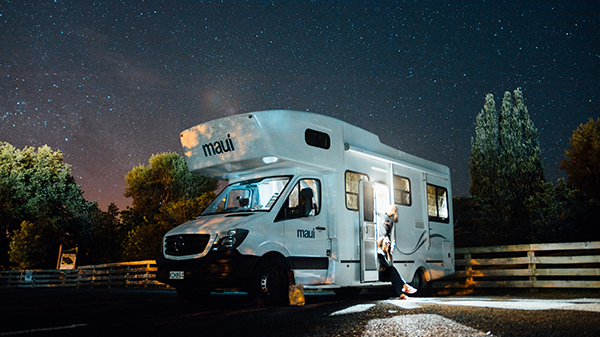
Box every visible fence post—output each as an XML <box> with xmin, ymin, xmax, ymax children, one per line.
<box><xmin>528</xmin><ymin>249</ymin><xmax>537</xmax><ymax>290</ymax></box>
<box><xmin>465</xmin><ymin>253</ymin><xmax>473</xmax><ymax>285</ymax></box>
<box><xmin>145</xmin><ymin>262</ymin><xmax>150</xmax><ymax>288</ymax></box>
<box><xmin>77</xmin><ymin>268</ymin><xmax>81</xmax><ymax>288</ymax></box>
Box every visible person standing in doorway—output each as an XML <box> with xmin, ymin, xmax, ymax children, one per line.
<box><xmin>380</xmin><ymin>205</ymin><xmax>398</xmax><ymax>263</ymax></box>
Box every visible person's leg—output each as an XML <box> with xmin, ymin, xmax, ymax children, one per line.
<box><xmin>379</xmin><ymin>267</ymin><xmax>391</xmax><ymax>282</ymax></box>
<box><xmin>388</xmin><ymin>266</ymin><xmax>405</xmax><ymax>296</ymax></box>
<box><xmin>389</xmin><ymin>266</ymin><xmax>417</xmax><ymax>296</ymax></box>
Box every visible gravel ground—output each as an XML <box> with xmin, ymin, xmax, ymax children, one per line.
<box><xmin>1</xmin><ymin>288</ymin><xmax>599</xmax><ymax>337</ymax></box>
<box><xmin>364</xmin><ymin>314</ymin><xmax>492</xmax><ymax>336</ymax></box>
<box><xmin>333</xmin><ymin>296</ymin><xmax>600</xmax><ymax>337</ymax></box>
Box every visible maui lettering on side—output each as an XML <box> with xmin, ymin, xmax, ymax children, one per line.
<box><xmin>202</xmin><ymin>134</ymin><xmax>235</xmax><ymax>157</ymax></box>
<box><xmin>297</xmin><ymin>228</ymin><xmax>315</xmax><ymax>239</ymax></box>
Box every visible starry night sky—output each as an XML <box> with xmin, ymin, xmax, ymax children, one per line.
<box><xmin>2</xmin><ymin>1</ymin><xmax>598</xmax><ymax>211</ymax></box>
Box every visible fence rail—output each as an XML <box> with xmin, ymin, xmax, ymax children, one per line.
<box><xmin>432</xmin><ymin>241</ymin><xmax>600</xmax><ymax>289</ymax></box>
<box><xmin>0</xmin><ymin>260</ymin><xmax>167</xmax><ymax>288</ymax></box>
<box><xmin>3</xmin><ymin>241</ymin><xmax>600</xmax><ymax>289</ymax></box>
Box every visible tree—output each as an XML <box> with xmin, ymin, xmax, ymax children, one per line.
<box><xmin>452</xmin><ymin>196</ymin><xmax>498</xmax><ymax>247</ymax></box>
<box><xmin>525</xmin><ymin>179</ymin><xmax>599</xmax><ymax>243</ymax></box>
<box><xmin>78</xmin><ymin>203</ymin><xmax>126</xmax><ymax>265</ymax></box>
<box><xmin>8</xmin><ymin>221</ymin><xmax>62</xmax><ymax>270</ymax></box>
<box><xmin>468</xmin><ymin>89</ymin><xmax>544</xmax><ymax>244</ymax></box>
<box><xmin>560</xmin><ymin>118</ymin><xmax>600</xmax><ymax>201</ymax></box>
<box><xmin>121</xmin><ymin>153</ymin><xmax>218</xmax><ymax>260</ymax></box>
<box><xmin>496</xmin><ymin>89</ymin><xmax>545</xmax><ymax>232</ymax></box>
<box><xmin>469</xmin><ymin>93</ymin><xmax>499</xmax><ymax>202</ymax></box>
<box><xmin>0</xmin><ymin>142</ymin><xmax>94</xmax><ymax>269</ymax></box>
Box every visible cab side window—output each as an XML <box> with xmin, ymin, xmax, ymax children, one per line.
<box><xmin>276</xmin><ymin>179</ymin><xmax>321</xmax><ymax>221</ymax></box>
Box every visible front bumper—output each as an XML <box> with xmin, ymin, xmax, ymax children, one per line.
<box><xmin>156</xmin><ymin>250</ymin><xmax>258</xmax><ymax>291</ymax></box>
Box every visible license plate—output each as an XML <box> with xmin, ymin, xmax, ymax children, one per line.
<box><xmin>169</xmin><ymin>271</ymin><xmax>184</xmax><ymax>280</ymax></box>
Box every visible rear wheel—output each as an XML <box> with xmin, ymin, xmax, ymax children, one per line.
<box><xmin>176</xmin><ymin>287</ymin><xmax>211</xmax><ymax>302</ymax></box>
<box><xmin>248</xmin><ymin>257</ymin><xmax>289</xmax><ymax>306</ymax></box>
<box><xmin>410</xmin><ymin>269</ymin><xmax>429</xmax><ymax>296</ymax></box>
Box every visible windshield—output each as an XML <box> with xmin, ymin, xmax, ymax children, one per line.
<box><xmin>202</xmin><ymin>176</ymin><xmax>291</xmax><ymax>215</ymax></box>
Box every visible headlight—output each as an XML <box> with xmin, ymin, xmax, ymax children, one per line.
<box><xmin>212</xmin><ymin>229</ymin><xmax>249</xmax><ymax>251</ymax></box>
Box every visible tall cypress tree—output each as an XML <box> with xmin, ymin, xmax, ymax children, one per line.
<box><xmin>469</xmin><ymin>93</ymin><xmax>499</xmax><ymax>201</ymax></box>
<box><xmin>497</xmin><ymin>90</ymin><xmax>522</xmax><ymax>227</ymax></box>
<box><xmin>469</xmin><ymin>88</ymin><xmax>544</xmax><ymax>244</ymax></box>
<box><xmin>514</xmin><ymin>89</ymin><xmax>544</xmax><ymax>188</ymax></box>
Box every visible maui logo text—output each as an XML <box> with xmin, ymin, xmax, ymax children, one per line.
<box><xmin>297</xmin><ymin>228</ymin><xmax>315</xmax><ymax>239</ymax></box>
<box><xmin>202</xmin><ymin>134</ymin><xmax>235</xmax><ymax>157</ymax></box>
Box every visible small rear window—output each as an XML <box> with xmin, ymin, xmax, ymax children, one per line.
<box><xmin>305</xmin><ymin>129</ymin><xmax>331</xmax><ymax>149</ymax></box>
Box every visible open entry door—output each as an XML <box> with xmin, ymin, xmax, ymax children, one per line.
<box><xmin>359</xmin><ymin>180</ymin><xmax>379</xmax><ymax>282</ymax></box>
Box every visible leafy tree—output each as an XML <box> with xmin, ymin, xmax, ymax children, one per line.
<box><xmin>78</xmin><ymin>203</ymin><xmax>126</xmax><ymax>265</ymax></box>
<box><xmin>468</xmin><ymin>89</ymin><xmax>544</xmax><ymax>244</ymax></box>
<box><xmin>0</xmin><ymin>142</ymin><xmax>93</xmax><ymax>269</ymax></box>
<box><xmin>8</xmin><ymin>221</ymin><xmax>62</xmax><ymax>270</ymax></box>
<box><xmin>121</xmin><ymin>153</ymin><xmax>218</xmax><ymax>260</ymax></box>
<box><xmin>452</xmin><ymin>196</ymin><xmax>498</xmax><ymax>247</ymax></box>
<box><xmin>525</xmin><ymin>179</ymin><xmax>599</xmax><ymax>243</ymax></box>
<box><xmin>560</xmin><ymin>118</ymin><xmax>600</xmax><ymax>201</ymax></box>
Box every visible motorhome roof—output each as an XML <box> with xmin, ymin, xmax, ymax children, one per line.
<box><xmin>180</xmin><ymin>110</ymin><xmax>448</xmax><ymax>179</ymax></box>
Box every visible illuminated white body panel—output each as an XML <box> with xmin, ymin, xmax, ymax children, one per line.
<box><xmin>165</xmin><ymin>110</ymin><xmax>454</xmax><ymax>291</ymax></box>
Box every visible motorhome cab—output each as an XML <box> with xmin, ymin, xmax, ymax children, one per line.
<box><xmin>156</xmin><ymin>110</ymin><xmax>454</xmax><ymax>305</ymax></box>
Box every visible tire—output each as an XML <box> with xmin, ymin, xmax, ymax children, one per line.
<box><xmin>248</xmin><ymin>257</ymin><xmax>290</xmax><ymax>306</ymax></box>
<box><xmin>333</xmin><ymin>287</ymin><xmax>361</xmax><ymax>298</ymax></box>
<box><xmin>176</xmin><ymin>287</ymin><xmax>211</xmax><ymax>302</ymax></box>
<box><xmin>410</xmin><ymin>269</ymin><xmax>429</xmax><ymax>296</ymax></box>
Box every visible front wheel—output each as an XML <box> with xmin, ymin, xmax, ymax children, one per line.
<box><xmin>248</xmin><ymin>257</ymin><xmax>289</xmax><ymax>306</ymax></box>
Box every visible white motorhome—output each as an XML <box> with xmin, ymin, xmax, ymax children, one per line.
<box><xmin>156</xmin><ymin>110</ymin><xmax>454</xmax><ymax>305</ymax></box>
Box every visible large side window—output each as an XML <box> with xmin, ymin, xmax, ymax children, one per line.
<box><xmin>345</xmin><ymin>171</ymin><xmax>369</xmax><ymax>211</ymax></box>
<box><xmin>276</xmin><ymin>179</ymin><xmax>321</xmax><ymax>221</ymax></box>
<box><xmin>393</xmin><ymin>175</ymin><xmax>411</xmax><ymax>206</ymax></box>
<box><xmin>427</xmin><ymin>184</ymin><xmax>449</xmax><ymax>223</ymax></box>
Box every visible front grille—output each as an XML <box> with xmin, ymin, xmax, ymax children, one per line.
<box><xmin>165</xmin><ymin>234</ymin><xmax>210</xmax><ymax>256</ymax></box>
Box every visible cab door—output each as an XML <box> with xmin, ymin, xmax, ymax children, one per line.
<box><xmin>359</xmin><ymin>180</ymin><xmax>379</xmax><ymax>282</ymax></box>
<box><xmin>279</xmin><ymin>178</ymin><xmax>329</xmax><ymax>284</ymax></box>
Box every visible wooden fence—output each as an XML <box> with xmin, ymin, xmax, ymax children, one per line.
<box><xmin>432</xmin><ymin>241</ymin><xmax>600</xmax><ymax>289</ymax></box>
<box><xmin>3</xmin><ymin>241</ymin><xmax>600</xmax><ymax>289</ymax></box>
<box><xmin>0</xmin><ymin>260</ymin><xmax>166</xmax><ymax>288</ymax></box>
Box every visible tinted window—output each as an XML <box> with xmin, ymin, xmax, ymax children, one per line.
<box><xmin>305</xmin><ymin>129</ymin><xmax>331</xmax><ymax>149</ymax></box>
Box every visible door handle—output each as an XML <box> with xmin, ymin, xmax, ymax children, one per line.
<box><xmin>316</xmin><ymin>226</ymin><xmax>326</xmax><ymax>231</ymax></box>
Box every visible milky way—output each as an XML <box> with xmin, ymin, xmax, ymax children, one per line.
<box><xmin>1</xmin><ymin>1</ymin><xmax>598</xmax><ymax>210</ymax></box>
